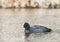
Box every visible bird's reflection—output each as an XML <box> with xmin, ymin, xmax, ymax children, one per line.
<box><xmin>25</xmin><ymin>32</ymin><xmax>50</xmax><ymax>38</ymax></box>
<box><xmin>25</xmin><ymin>32</ymin><xmax>30</xmax><ymax>38</ymax></box>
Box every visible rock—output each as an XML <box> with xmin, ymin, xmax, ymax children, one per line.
<box><xmin>2</xmin><ymin>0</ymin><xmax>15</xmax><ymax>8</ymax></box>
<box><xmin>39</xmin><ymin>0</ymin><xmax>51</xmax><ymax>8</ymax></box>
<box><xmin>32</xmin><ymin>1</ymin><xmax>40</xmax><ymax>8</ymax></box>
<box><xmin>14</xmin><ymin>0</ymin><xmax>21</xmax><ymax>8</ymax></box>
<box><xmin>0</xmin><ymin>0</ymin><xmax>2</xmax><ymax>8</ymax></box>
<box><xmin>25</xmin><ymin>0</ymin><xmax>32</xmax><ymax>8</ymax></box>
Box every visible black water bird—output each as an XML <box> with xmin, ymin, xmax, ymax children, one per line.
<box><xmin>24</xmin><ymin>22</ymin><xmax>52</xmax><ymax>37</ymax></box>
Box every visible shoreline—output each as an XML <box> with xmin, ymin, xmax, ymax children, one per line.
<box><xmin>0</xmin><ymin>6</ymin><xmax>60</xmax><ymax>9</ymax></box>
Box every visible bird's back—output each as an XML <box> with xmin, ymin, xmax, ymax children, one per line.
<box><xmin>29</xmin><ymin>25</ymin><xmax>49</xmax><ymax>33</ymax></box>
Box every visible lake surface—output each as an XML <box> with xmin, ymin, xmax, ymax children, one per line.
<box><xmin>0</xmin><ymin>9</ymin><xmax>60</xmax><ymax>42</ymax></box>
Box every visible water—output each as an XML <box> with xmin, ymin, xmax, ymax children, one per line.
<box><xmin>0</xmin><ymin>9</ymin><xmax>60</xmax><ymax>42</ymax></box>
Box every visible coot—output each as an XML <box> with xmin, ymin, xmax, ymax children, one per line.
<box><xmin>24</xmin><ymin>22</ymin><xmax>52</xmax><ymax>33</ymax></box>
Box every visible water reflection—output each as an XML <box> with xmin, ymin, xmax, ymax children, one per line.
<box><xmin>25</xmin><ymin>32</ymin><xmax>30</xmax><ymax>38</ymax></box>
<box><xmin>0</xmin><ymin>9</ymin><xmax>60</xmax><ymax>42</ymax></box>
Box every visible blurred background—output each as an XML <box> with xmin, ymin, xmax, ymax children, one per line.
<box><xmin>0</xmin><ymin>0</ymin><xmax>60</xmax><ymax>42</ymax></box>
<box><xmin>0</xmin><ymin>0</ymin><xmax>60</xmax><ymax>8</ymax></box>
